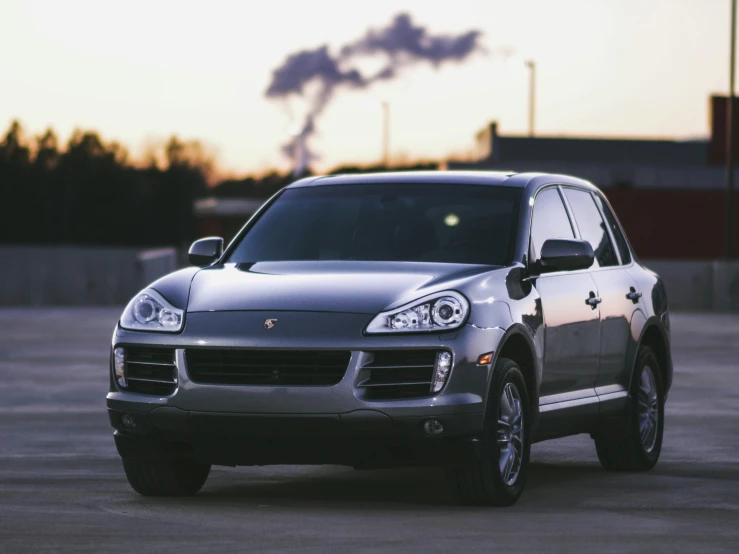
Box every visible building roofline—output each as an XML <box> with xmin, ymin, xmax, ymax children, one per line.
<box><xmin>497</xmin><ymin>134</ymin><xmax>708</xmax><ymax>145</ymax></box>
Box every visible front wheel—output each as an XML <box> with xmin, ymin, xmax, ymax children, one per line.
<box><xmin>594</xmin><ymin>346</ymin><xmax>664</xmax><ymax>471</ymax></box>
<box><xmin>445</xmin><ymin>357</ymin><xmax>531</xmax><ymax>506</ymax></box>
<box><xmin>122</xmin><ymin>457</ymin><xmax>211</xmax><ymax>496</ymax></box>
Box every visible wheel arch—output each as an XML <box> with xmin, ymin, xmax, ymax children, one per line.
<box><xmin>630</xmin><ymin>315</ymin><xmax>672</xmax><ymax>397</ymax></box>
<box><xmin>638</xmin><ymin>323</ymin><xmax>671</xmax><ymax>395</ymax></box>
<box><xmin>493</xmin><ymin>325</ymin><xmax>540</xmax><ymax>428</ymax></box>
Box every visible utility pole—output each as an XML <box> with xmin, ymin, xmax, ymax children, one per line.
<box><xmin>525</xmin><ymin>60</ymin><xmax>536</xmax><ymax>137</ymax></box>
<box><xmin>382</xmin><ymin>101</ymin><xmax>390</xmax><ymax>167</ymax></box>
<box><xmin>727</xmin><ymin>0</ymin><xmax>737</xmax><ymax>260</ymax></box>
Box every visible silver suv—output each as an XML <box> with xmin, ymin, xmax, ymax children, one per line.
<box><xmin>108</xmin><ymin>171</ymin><xmax>671</xmax><ymax>506</ymax></box>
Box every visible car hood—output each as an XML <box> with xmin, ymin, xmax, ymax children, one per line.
<box><xmin>184</xmin><ymin>261</ymin><xmax>496</xmax><ymax>314</ymax></box>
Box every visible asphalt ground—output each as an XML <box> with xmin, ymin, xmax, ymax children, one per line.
<box><xmin>0</xmin><ymin>308</ymin><xmax>738</xmax><ymax>553</ymax></box>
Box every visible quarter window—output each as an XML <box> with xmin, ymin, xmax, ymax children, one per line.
<box><xmin>563</xmin><ymin>188</ymin><xmax>618</xmax><ymax>268</ymax></box>
<box><xmin>530</xmin><ymin>188</ymin><xmax>575</xmax><ymax>260</ymax></box>
<box><xmin>594</xmin><ymin>195</ymin><xmax>631</xmax><ymax>264</ymax></box>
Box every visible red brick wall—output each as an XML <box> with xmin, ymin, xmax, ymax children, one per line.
<box><xmin>606</xmin><ymin>189</ymin><xmax>739</xmax><ymax>259</ymax></box>
<box><xmin>709</xmin><ymin>96</ymin><xmax>739</xmax><ymax>165</ymax></box>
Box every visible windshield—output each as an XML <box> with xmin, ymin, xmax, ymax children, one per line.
<box><xmin>225</xmin><ymin>183</ymin><xmax>521</xmax><ymax>265</ymax></box>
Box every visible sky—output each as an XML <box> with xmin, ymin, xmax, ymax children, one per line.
<box><xmin>0</xmin><ymin>0</ymin><xmax>732</xmax><ymax>176</ymax></box>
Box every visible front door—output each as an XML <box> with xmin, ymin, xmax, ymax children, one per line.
<box><xmin>528</xmin><ymin>186</ymin><xmax>601</xmax><ymax>440</ymax></box>
<box><xmin>535</xmin><ymin>272</ymin><xmax>601</xmax><ymax>399</ymax></box>
<box><xmin>528</xmin><ymin>187</ymin><xmax>601</xmax><ymax>402</ymax></box>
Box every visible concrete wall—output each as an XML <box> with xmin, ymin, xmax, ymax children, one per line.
<box><xmin>136</xmin><ymin>248</ymin><xmax>178</xmax><ymax>293</ymax></box>
<box><xmin>0</xmin><ymin>246</ymin><xmax>177</xmax><ymax>306</ymax></box>
<box><xmin>642</xmin><ymin>260</ymin><xmax>739</xmax><ymax>312</ymax></box>
<box><xmin>1</xmin><ymin>246</ymin><xmax>738</xmax><ymax>311</ymax></box>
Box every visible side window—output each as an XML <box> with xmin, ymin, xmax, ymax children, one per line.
<box><xmin>594</xmin><ymin>195</ymin><xmax>631</xmax><ymax>264</ymax></box>
<box><xmin>530</xmin><ymin>188</ymin><xmax>575</xmax><ymax>260</ymax></box>
<box><xmin>563</xmin><ymin>188</ymin><xmax>618</xmax><ymax>268</ymax></box>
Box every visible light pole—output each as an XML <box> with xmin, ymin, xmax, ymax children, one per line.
<box><xmin>381</xmin><ymin>100</ymin><xmax>390</xmax><ymax>167</ymax></box>
<box><xmin>727</xmin><ymin>0</ymin><xmax>737</xmax><ymax>260</ymax></box>
<box><xmin>525</xmin><ymin>60</ymin><xmax>536</xmax><ymax>137</ymax></box>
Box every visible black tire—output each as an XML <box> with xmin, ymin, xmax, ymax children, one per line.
<box><xmin>594</xmin><ymin>346</ymin><xmax>664</xmax><ymax>471</ymax></box>
<box><xmin>445</xmin><ymin>357</ymin><xmax>531</xmax><ymax>506</ymax></box>
<box><xmin>122</xmin><ymin>457</ymin><xmax>211</xmax><ymax>496</ymax></box>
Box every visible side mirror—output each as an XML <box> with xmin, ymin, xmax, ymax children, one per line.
<box><xmin>539</xmin><ymin>238</ymin><xmax>594</xmax><ymax>272</ymax></box>
<box><xmin>188</xmin><ymin>237</ymin><xmax>224</xmax><ymax>267</ymax></box>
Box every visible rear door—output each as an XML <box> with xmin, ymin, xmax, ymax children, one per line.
<box><xmin>562</xmin><ymin>188</ymin><xmax>637</xmax><ymax>407</ymax></box>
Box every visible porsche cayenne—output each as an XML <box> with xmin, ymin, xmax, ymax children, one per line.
<box><xmin>108</xmin><ymin>171</ymin><xmax>671</xmax><ymax>506</ymax></box>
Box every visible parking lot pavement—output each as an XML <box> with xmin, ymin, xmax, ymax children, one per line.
<box><xmin>0</xmin><ymin>308</ymin><xmax>738</xmax><ymax>553</ymax></box>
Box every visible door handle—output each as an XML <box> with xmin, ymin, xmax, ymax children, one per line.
<box><xmin>626</xmin><ymin>287</ymin><xmax>642</xmax><ymax>303</ymax></box>
<box><xmin>585</xmin><ymin>292</ymin><xmax>602</xmax><ymax>309</ymax></box>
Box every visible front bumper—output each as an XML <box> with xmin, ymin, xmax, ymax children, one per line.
<box><xmin>110</xmin><ymin>410</ymin><xmax>485</xmax><ymax>467</ymax></box>
<box><xmin>107</xmin><ymin>311</ymin><xmax>506</xmax><ymax>464</ymax></box>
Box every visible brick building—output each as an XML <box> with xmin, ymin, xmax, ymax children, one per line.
<box><xmin>445</xmin><ymin>96</ymin><xmax>739</xmax><ymax>260</ymax></box>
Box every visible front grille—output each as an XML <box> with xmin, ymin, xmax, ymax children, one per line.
<box><xmin>358</xmin><ymin>350</ymin><xmax>440</xmax><ymax>400</ymax></box>
<box><xmin>185</xmin><ymin>349</ymin><xmax>351</xmax><ymax>386</ymax></box>
<box><xmin>124</xmin><ymin>346</ymin><xmax>177</xmax><ymax>396</ymax></box>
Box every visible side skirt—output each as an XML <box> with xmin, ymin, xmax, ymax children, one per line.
<box><xmin>533</xmin><ymin>386</ymin><xmax>628</xmax><ymax>443</ymax></box>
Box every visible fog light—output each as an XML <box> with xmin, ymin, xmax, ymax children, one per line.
<box><xmin>431</xmin><ymin>351</ymin><xmax>452</xmax><ymax>393</ymax></box>
<box><xmin>114</xmin><ymin>347</ymin><xmax>127</xmax><ymax>388</ymax></box>
<box><xmin>120</xmin><ymin>413</ymin><xmax>136</xmax><ymax>430</ymax></box>
<box><xmin>423</xmin><ymin>419</ymin><xmax>444</xmax><ymax>436</ymax></box>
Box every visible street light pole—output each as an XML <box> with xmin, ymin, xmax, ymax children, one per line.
<box><xmin>381</xmin><ymin>101</ymin><xmax>390</xmax><ymax>167</ymax></box>
<box><xmin>727</xmin><ymin>0</ymin><xmax>737</xmax><ymax>260</ymax></box>
<box><xmin>525</xmin><ymin>60</ymin><xmax>536</xmax><ymax>137</ymax></box>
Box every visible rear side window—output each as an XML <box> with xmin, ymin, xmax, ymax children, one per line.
<box><xmin>563</xmin><ymin>188</ymin><xmax>618</xmax><ymax>269</ymax></box>
<box><xmin>530</xmin><ymin>187</ymin><xmax>575</xmax><ymax>260</ymax></box>
<box><xmin>594</xmin><ymin>195</ymin><xmax>632</xmax><ymax>264</ymax></box>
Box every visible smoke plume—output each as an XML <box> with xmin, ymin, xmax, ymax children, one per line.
<box><xmin>341</xmin><ymin>14</ymin><xmax>482</xmax><ymax>72</ymax></box>
<box><xmin>265</xmin><ymin>13</ymin><xmax>487</xmax><ymax>171</ymax></box>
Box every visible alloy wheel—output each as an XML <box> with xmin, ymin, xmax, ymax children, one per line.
<box><xmin>638</xmin><ymin>365</ymin><xmax>659</xmax><ymax>452</ymax></box>
<box><xmin>496</xmin><ymin>382</ymin><xmax>524</xmax><ymax>485</ymax></box>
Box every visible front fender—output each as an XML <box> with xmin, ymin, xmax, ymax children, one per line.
<box><xmin>149</xmin><ymin>267</ymin><xmax>201</xmax><ymax>310</ymax></box>
<box><xmin>487</xmin><ymin>323</ymin><xmax>542</xmax><ymax>430</ymax></box>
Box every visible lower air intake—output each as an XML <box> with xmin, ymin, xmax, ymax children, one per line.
<box><xmin>358</xmin><ymin>350</ymin><xmax>441</xmax><ymax>400</ymax></box>
<box><xmin>124</xmin><ymin>346</ymin><xmax>177</xmax><ymax>396</ymax></box>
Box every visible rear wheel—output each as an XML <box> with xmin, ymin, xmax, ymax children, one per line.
<box><xmin>122</xmin><ymin>457</ymin><xmax>211</xmax><ymax>496</ymax></box>
<box><xmin>594</xmin><ymin>346</ymin><xmax>664</xmax><ymax>471</ymax></box>
<box><xmin>445</xmin><ymin>357</ymin><xmax>531</xmax><ymax>506</ymax></box>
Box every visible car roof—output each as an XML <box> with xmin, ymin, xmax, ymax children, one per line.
<box><xmin>288</xmin><ymin>171</ymin><xmax>517</xmax><ymax>188</ymax></box>
<box><xmin>286</xmin><ymin>170</ymin><xmax>599</xmax><ymax>193</ymax></box>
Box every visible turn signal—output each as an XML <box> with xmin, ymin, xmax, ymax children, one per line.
<box><xmin>477</xmin><ymin>352</ymin><xmax>493</xmax><ymax>365</ymax></box>
<box><xmin>114</xmin><ymin>347</ymin><xmax>126</xmax><ymax>388</ymax></box>
<box><xmin>431</xmin><ymin>352</ymin><xmax>453</xmax><ymax>393</ymax></box>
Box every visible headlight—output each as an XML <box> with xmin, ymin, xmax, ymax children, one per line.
<box><xmin>365</xmin><ymin>291</ymin><xmax>469</xmax><ymax>334</ymax></box>
<box><xmin>120</xmin><ymin>289</ymin><xmax>184</xmax><ymax>332</ymax></box>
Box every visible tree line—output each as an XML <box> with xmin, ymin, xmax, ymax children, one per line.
<box><xmin>0</xmin><ymin>121</ymin><xmax>437</xmax><ymax>247</ymax></box>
